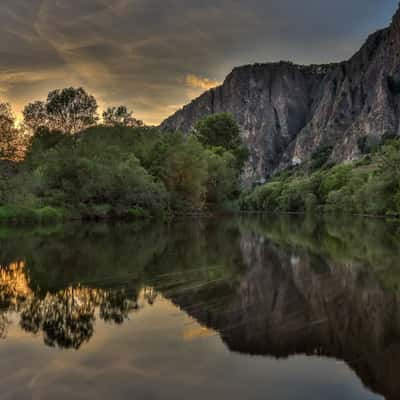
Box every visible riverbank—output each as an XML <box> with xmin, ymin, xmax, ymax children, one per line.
<box><xmin>0</xmin><ymin>204</ymin><xmax>242</xmax><ymax>225</ymax></box>
<box><xmin>3</xmin><ymin>205</ymin><xmax>400</xmax><ymax>226</ymax></box>
<box><xmin>0</xmin><ymin>205</ymin><xmax>162</xmax><ymax>225</ymax></box>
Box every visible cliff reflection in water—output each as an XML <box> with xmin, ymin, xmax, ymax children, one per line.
<box><xmin>0</xmin><ymin>216</ymin><xmax>400</xmax><ymax>398</ymax></box>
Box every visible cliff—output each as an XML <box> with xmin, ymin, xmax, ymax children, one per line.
<box><xmin>161</xmin><ymin>3</ymin><xmax>400</xmax><ymax>183</ymax></box>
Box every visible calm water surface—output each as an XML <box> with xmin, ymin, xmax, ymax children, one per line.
<box><xmin>0</xmin><ymin>215</ymin><xmax>399</xmax><ymax>399</ymax></box>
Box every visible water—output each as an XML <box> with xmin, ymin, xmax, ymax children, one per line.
<box><xmin>0</xmin><ymin>215</ymin><xmax>398</xmax><ymax>399</ymax></box>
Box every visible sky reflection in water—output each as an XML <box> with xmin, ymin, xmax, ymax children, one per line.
<box><xmin>0</xmin><ymin>215</ymin><xmax>396</xmax><ymax>399</ymax></box>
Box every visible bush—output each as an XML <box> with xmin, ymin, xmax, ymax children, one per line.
<box><xmin>161</xmin><ymin>135</ymin><xmax>208</xmax><ymax>211</ymax></box>
<box><xmin>0</xmin><ymin>206</ymin><xmax>38</xmax><ymax>224</ymax></box>
<box><xmin>194</xmin><ymin>113</ymin><xmax>249</xmax><ymax>172</ymax></box>
<box><xmin>240</xmin><ymin>181</ymin><xmax>282</xmax><ymax>211</ymax></box>
<box><xmin>320</xmin><ymin>165</ymin><xmax>352</xmax><ymax>201</ymax></box>
<box><xmin>127</xmin><ymin>207</ymin><xmax>151</xmax><ymax>220</ymax></box>
<box><xmin>35</xmin><ymin>207</ymin><xmax>64</xmax><ymax>223</ymax></box>
<box><xmin>325</xmin><ymin>188</ymin><xmax>353</xmax><ymax>213</ymax></box>
<box><xmin>194</xmin><ymin>113</ymin><xmax>241</xmax><ymax>151</ymax></box>
<box><xmin>3</xmin><ymin>123</ymin><xmax>248</xmax><ymax>221</ymax></box>
<box><xmin>205</xmin><ymin>147</ymin><xmax>238</xmax><ymax>205</ymax></box>
<box><xmin>305</xmin><ymin>193</ymin><xmax>318</xmax><ymax>212</ymax></box>
<box><xmin>310</xmin><ymin>145</ymin><xmax>333</xmax><ymax>171</ymax></box>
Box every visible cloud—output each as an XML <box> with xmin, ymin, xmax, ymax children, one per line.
<box><xmin>0</xmin><ymin>0</ymin><xmax>397</xmax><ymax>124</ymax></box>
<box><xmin>185</xmin><ymin>74</ymin><xmax>220</xmax><ymax>90</ymax></box>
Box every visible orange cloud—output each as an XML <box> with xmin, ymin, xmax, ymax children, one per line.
<box><xmin>185</xmin><ymin>74</ymin><xmax>220</xmax><ymax>90</ymax></box>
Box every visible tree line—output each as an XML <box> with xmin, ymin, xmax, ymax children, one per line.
<box><xmin>0</xmin><ymin>87</ymin><xmax>249</xmax><ymax>222</ymax></box>
<box><xmin>0</xmin><ymin>87</ymin><xmax>145</xmax><ymax>161</ymax></box>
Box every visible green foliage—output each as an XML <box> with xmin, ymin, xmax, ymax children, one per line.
<box><xmin>33</xmin><ymin>140</ymin><xmax>167</xmax><ymax>217</ymax></box>
<box><xmin>240</xmin><ymin>182</ymin><xmax>282</xmax><ymax>211</ymax></box>
<box><xmin>304</xmin><ymin>193</ymin><xmax>318</xmax><ymax>212</ymax></box>
<box><xmin>2</xmin><ymin>122</ymin><xmax>247</xmax><ymax>221</ymax></box>
<box><xmin>127</xmin><ymin>207</ymin><xmax>151</xmax><ymax>220</ymax></box>
<box><xmin>194</xmin><ymin>113</ymin><xmax>249</xmax><ymax>171</ymax></box>
<box><xmin>194</xmin><ymin>113</ymin><xmax>241</xmax><ymax>150</ymax></box>
<box><xmin>35</xmin><ymin>207</ymin><xmax>65</xmax><ymax>224</ymax></box>
<box><xmin>204</xmin><ymin>147</ymin><xmax>238</xmax><ymax>205</ymax></box>
<box><xmin>162</xmin><ymin>135</ymin><xmax>208</xmax><ymax>211</ymax></box>
<box><xmin>310</xmin><ymin>144</ymin><xmax>333</xmax><ymax>171</ymax></box>
<box><xmin>241</xmin><ymin>137</ymin><xmax>400</xmax><ymax>217</ymax></box>
<box><xmin>25</xmin><ymin>127</ymin><xmax>72</xmax><ymax>168</ymax></box>
<box><xmin>320</xmin><ymin>164</ymin><xmax>352</xmax><ymax>200</ymax></box>
<box><xmin>1</xmin><ymin>89</ymin><xmax>251</xmax><ymax>223</ymax></box>
<box><xmin>0</xmin><ymin>206</ymin><xmax>38</xmax><ymax>223</ymax></box>
<box><xmin>379</xmin><ymin>139</ymin><xmax>400</xmax><ymax>181</ymax></box>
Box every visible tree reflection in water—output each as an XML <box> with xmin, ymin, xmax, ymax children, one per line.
<box><xmin>0</xmin><ymin>262</ymin><xmax>31</xmax><ymax>339</ymax></box>
<box><xmin>0</xmin><ymin>262</ymin><xmax>144</xmax><ymax>349</ymax></box>
<box><xmin>1</xmin><ymin>217</ymin><xmax>400</xmax><ymax>399</ymax></box>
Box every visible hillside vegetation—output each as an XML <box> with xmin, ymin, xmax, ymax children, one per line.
<box><xmin>240</xmin><ymin>137</ymin><xmax>400</xmax><ymax>217</ymax></box>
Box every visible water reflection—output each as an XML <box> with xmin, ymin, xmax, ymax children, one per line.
<box><xmin>0</xmin><ymin>216</ymin><xmax>399</xmax><ymax>399</ymax></box>
<box><xmin>0</xmin><ymin>262</ymin><xmax>142</xmax><ymax>349</ymax></box>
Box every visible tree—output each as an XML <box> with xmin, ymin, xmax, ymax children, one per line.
<box><xmin>0</xmin><ymin>102</ymin><xmax>21</xmax><ymax>160</ymax></box>
<box><xmin>310</xmin><ymin>144</ymin><xmax>334</xmax><ymax>171</ymax></box>
<box><xmin>204</xmin><ymin>147</ymin><xmax>237</xmax><ymax>204</ymax></box>
<box><xmin>194</xmin><ymin>113</ymin><xmax>249</xmax><ymax>171</ymax></box>
<box><xmin>194</xmin><ymin>113</ymin><xmax>242</xmax><ymax>151</ymax></box>
<box><xmin>25</xmin><ymin>127</ymin><xmax>71</xmax><ymax>168</ymax></box>
<box><xmin>22</xmin><ymin>101</ymin><xmax>48</xmax><ymax>134</ymax></box>
<box><xmin>102</xmin><ymin>106</ymin><xmax>143</xmax><ymax>127</ymax></box>
<box><xmin>162</xmin><ymin>135</ymin><xmax>208</xmax><ymax>211</ymax></box>
<box><xmin>47</xmin><ymin>87</ymin><xmax>98</xmax><ymax>134</ymax></box>
<box><xmin>379</xmin><ymin>140</ymin><xmax>400</xmax><ymax>181</ymax></box>
<box><xmin>23</xmin><ymin>88</ymin><xmax>99</xmax><ymax>135</ymax></box>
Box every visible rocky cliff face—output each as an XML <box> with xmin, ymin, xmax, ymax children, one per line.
<box><xmin>161</xmin><ymin>3</ymin><xmax>400</xmax><ymax>183</ymax></box>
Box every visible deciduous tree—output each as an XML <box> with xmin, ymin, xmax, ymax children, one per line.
<box><xmin>0</xmin><ymin>103</ymin><xmax>21</xmax><ymax>160</ymax></box>
<box><xmin>23</xmin><ymin>88</ymin><xmax>99</xmax><ymax>135</ymax></box>
<box><xmin>102</xmin><ymin>106</ymin><xmax>143</xmax><ymax>127</ymax></box>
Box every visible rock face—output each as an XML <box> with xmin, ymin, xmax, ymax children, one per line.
<box><xmin>161</xmin><ymin>3</ymin><xmax>400</xmax><ymax>183</ymax></box>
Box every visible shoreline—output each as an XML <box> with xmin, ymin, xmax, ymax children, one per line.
<box><xmin>1</xmin><ymin>205</ymin><xmax>398</xmax><ymax>226</ymax></box>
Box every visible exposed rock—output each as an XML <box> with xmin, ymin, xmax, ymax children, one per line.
<box><xmin>161</xmin><ymin>3</ymin><xmax>400</xmax><ymax>183</ymax></box>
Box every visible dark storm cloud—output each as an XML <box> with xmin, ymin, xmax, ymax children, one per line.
<box><xmin>0</xmin><ymin>0</ymin><xmax>398</xmax><ymax>124</ymax></box>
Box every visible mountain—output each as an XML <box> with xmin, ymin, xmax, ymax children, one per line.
<box><xmin>161</xmin><ymin>3</ymin><xmax>400</xmax><ymax>183</ymax></box>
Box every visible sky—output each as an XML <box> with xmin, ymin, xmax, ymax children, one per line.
<box><xmin>0</xmin><ymin>0</ymin><xmax>398</xmax><ymax>125</ymax></box>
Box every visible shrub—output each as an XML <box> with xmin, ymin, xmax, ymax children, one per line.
<box><xmin>127</xmin><ymin>207</ymin><xmax>151</xmax><ymax>219</ymax></box>
<box><xmin>35</xmin><ymin>207</ymin><xmax>64</xmax><ymax>223</ymax></box>
<box><xmin>305</xmin><ymin>193</ymin><xmax>318</xmax><ymax>212</ymax></box>
<box><xmin>310</xmin><ymin>144</ymin><xmax>333</xmax><ymax>171</ymax></box>
<box><xmin>0</xmin><ymin>206</ymin><xmax>38</xmax><ymax>223</ymax></box>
